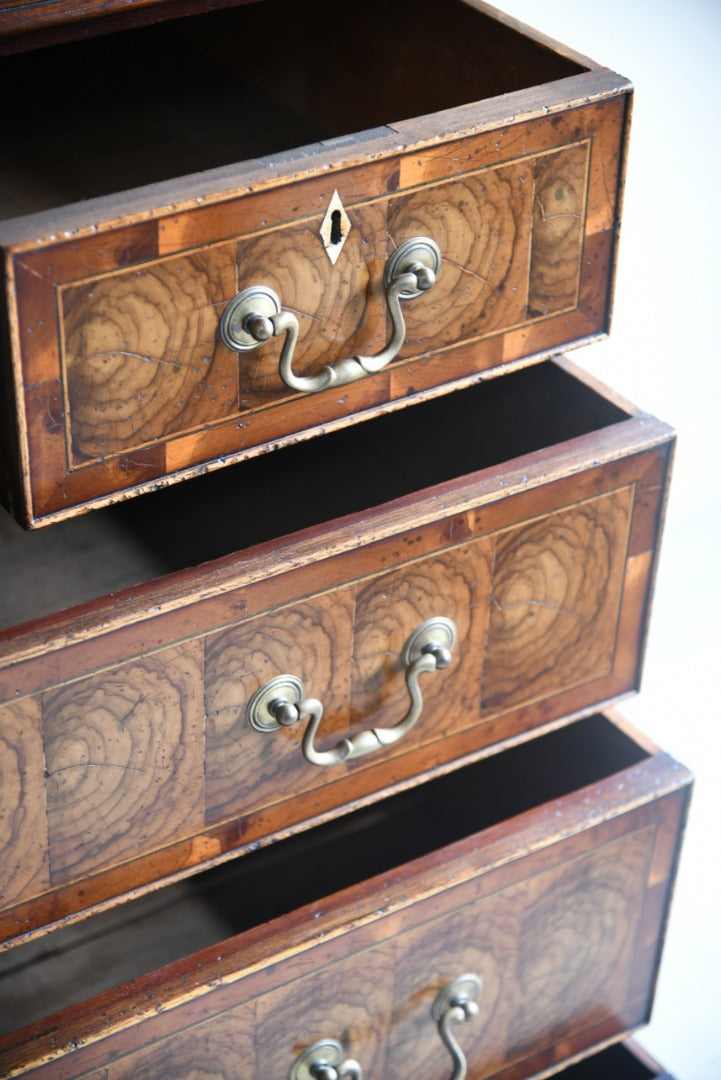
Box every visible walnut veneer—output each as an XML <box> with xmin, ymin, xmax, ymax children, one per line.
<box><xmin>0</xmin><ymin>0</ymin><xmax>630</xmax><ymax>526</ymax></box>
<box><xmin>0</xmin><ymin>360</ymin><xmax>674</xmax><ymax>948</ymax></box>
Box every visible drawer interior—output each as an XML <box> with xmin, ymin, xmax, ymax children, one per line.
<box><xmin>562</xmin><ymin>1042</ymin><xmax>663</xmax><ymax>1079</ymax></box>
<box><xmin>0</xmin><ymin>0</ymin><xmax>586</xmax><ymax>219</ymax></box>
<box><xmin>0</xmin><ymin>712</ymin><xmax>648</xmax><ymax>1035</ymax></box>
<box><xmin>0</xmin><ymin>361</ymin><xmax>630</xmax><ymax>631</ymax></box>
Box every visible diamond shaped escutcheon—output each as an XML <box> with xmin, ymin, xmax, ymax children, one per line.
<box><xmin>320</xmin><ymin>189</ymin><xmax>351</xmax><ymax>265</ymax></box>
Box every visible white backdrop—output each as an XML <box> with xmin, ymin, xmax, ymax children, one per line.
<box><xmin>503</xmin><ymin>3</ymin><xmax>721</xmax><ymax>1077</ymax></box>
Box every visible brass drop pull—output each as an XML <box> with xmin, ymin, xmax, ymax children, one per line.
<box><xmin>431</xmin><ymin>975</ymin><xmax>482</xmax><ymax>1080</ymax></box>
<box><xmin>289</xmin><ymin>1038</ymin><xmax>362</xmax><ymax>1080</ymax></box>
<box><xmin>247</xmin><ymin>617</ymin><xmax>457</xmax><ymax>767</ymax></box>
<box><xmin>219</xmin><ymin>236</ymin><xmax>441</xmax><ymax>393</ymax></box>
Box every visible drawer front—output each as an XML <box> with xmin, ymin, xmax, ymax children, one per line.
<box><xmin>0</xmin><ymin>389</ymin><xmax>672</xmax><ymax>946</ymax></box>
<box><xmin>2</xmin><ymin>91</ymin><xmax>628</xmax><ymax>526</ymax></box>
<box><xmin>0</xmin><ymin>718</ymin><xmax>691</xmax><ymax>1078</ymax></box>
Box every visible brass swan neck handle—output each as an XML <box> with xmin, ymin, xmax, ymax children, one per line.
<box><xmin>287</xmin><ymin>975</ymin><xmax>480</xmax><ymax>1079</ymax></box>
<box><xmin>432</xmin><ymin>975</ymin><xmax>482</xmax><ymax>1080</ymax></box>
<box><xmin>247</xmin><ymin>617</ymin><xmax>457</xmax><ymax>767</ymax></box>
<box><xmin>219</xmin><ymin>236</ymin><xmax>441</xmax><ymax>394</ymax></box>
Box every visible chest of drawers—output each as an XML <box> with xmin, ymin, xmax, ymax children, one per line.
<box><xmin>0</xmin><ymin>3</ymin><xmax>688</xmax><ymax>1077</ymax></box>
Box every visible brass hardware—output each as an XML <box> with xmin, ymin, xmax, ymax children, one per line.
<box><xmin>289</xmin><ymin>1039</ymin><xmax>362</xmax><ymax>1080</ymax></box>
<box><xmin>431</xmin><ymin>974</ymin><xmax>482</xmax><ymax>1080</ymax></box>
<box><xmin>217</xmin><ymin>284</ymin><xmax>282</xmax><ymax>353</ymax></box>
<box><xmin>247</xmin><ymin>616</ymin><xmax>457</xmax><ymax>766</ymax></box>
<box><xmin>219</xmin><ymin>236</ymin><xmax>441</xmax><ymax>393</ymax></box>
<box><xmin>245</xmin><ymin>673</ymin><xmax>304</xmax><ymax>732</ymax></box>
<box><xmin>384</xmin><ymin>236</ymin><xmax>441</xmax><ymax>299</ymax></box>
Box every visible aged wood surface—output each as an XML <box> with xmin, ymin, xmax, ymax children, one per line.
<box><xmin>0</xmin><ymin>389</ymin><xmax>673</xmax><ymax>945</ymax></box>
<box><xmin>100</xmin><ymin>1003</ymin><xmax>256</xmax><ymax>1080</ymax></box>
<box><xmin>0</xmin><ymin>725</ymin><xmax>691</xmax><ymax>1078</ymax></box>
<box><xmin>386</xmin><ymin>829</ymin><xmax>652</xmax><ymax>1078</ymax></box>
<box><xmin>2</xmin><ymin>89</ymin><xmax>629</xmax><ymax>524</ymax></box>
<box><xmin>42</xmin><ymin>643</ymin><xmax>205</xmax><ymax>884</ymax></box>
<box><xmin>389</xmin><ymin>163</ymin><xmax>534</xmax><ymax>354</ymax></box>
<box><xmin>204</xmin><ymin>591</ymin><xmax>355</xmax><ymax>826</ymax></box>
<box><xmin>56</xmin><ymin>136</ymin><xmax>591</xmax><ymax>464</ymax></box>
<box><xmin>0</xmin><ymin>1</ymin><xmax>260</xmax><ymax>52</ymax></box>
<box><xmin>0</xmin><ymin>699</ymin><xmax>49</xmax><ymax>908</ymax></box>
<box><xmin>61</xmin><ymin>248</ymin><xmax>240</xmax><ymax>461</ymax></box>
<box><xmin>528</xmin><ymin>143</ymin><xmax>589</xmax><ymax>315</ymax></box>
<box><xmin>481</xmin><ymin>486</ymin><xmax>634</xmax><ymax>710</ymax></box>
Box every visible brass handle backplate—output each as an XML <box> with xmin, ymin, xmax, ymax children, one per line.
<box><xmin>431</xmin><ymin>974</ymin><xmax>482</xmax><ymax>1080</ymax></box>
<box><xmin>219</xmin><ymin>236</ymin><xmax>441</xmax><ymax>393</ymax></box>
<box><xmin>247</xmin><ymin>616</ymin><xmax>457</xmax><ymax>767</ymax></box>
<box><xmin>289</xmin><ymin>1038</ymin><xmax>362</xmax><ymax>1080</ymax></box>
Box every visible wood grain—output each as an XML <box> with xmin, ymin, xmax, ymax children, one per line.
<box><xmin>42</xmin><ymin>642</ymin><xmax>205</xmax><ymax>883</ymax></box>
<box><xmin>0</xmin><ymin>698</ymin><xmax>49</xmax><ymax>908</ymax></box>
<box><xmin>350</xmin><ymin>540</ymin><xmax>492</xmax><ymax>741</ymax></box>
<box><xmin>0</xmin><ymin>394</ymin><xmax>673</xmax><ymax>944</ymax></box>
<box><xmin>389</xmin><ymin>162</ymin><xmax>532</xmax><ymax>356</ymax></box>
<box><xmin>481</xmin><ymin>487</ymin><xmax>634</xmax><ymax>711</ymax></box>
<box><xmin>62</xmin><ymin>247</ymin><xmax>239</xmax><ymax>462</ymax></box>
<box><xmin>0</xmin><ymin>736</ymin><xmax>690</xmax><ymax>1078</ymax></box>
<box><xmin>386</xmin><ymin>897</ymin><xmax>512</xmax><ymax>1078</ymax></box>
<box><xmin>0</xmin><ymin>0</ymin><xmax>224</xmax><ymax>42</ymax></box>
<box><xmin>204</xmin><ymin>591</ymin><xmax>354</xmax><ymax>827</ymax></box>
<box><xmin>508</xmin><ymin>829</ymin><xmax>652</xmax><ymax>1059</ymax></box>
<box><xmin>254</xmin><ymin>949</ymin><xmax>394</xmax><ymax>1077</ymax></box>
<box><xmin>386</xmin><ymin>828</ymin><xmax>652</xmax><ymax>1078</ymax></box>
<box><xmin>234</xmin><ymin>205</ymin><xmax>389</xmax><ymax>407</ymax></box>
<box><xmin>102</xmin><ymin>1001</ymin><xmax>255</xmax><ymax>1079</ymax></box>
<box><xmin>528</xmin><ymin>142</ymin><xmax>589</xmax><ymax>316</ymax></box>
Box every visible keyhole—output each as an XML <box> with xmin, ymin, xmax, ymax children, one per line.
<box><xmin>330</xmin><ymin>209</ymin><xmax>343</xmax><ymax>245</ymax></box>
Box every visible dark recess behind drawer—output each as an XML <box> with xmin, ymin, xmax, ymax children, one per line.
<box><xmin>0</xmin><ymin>0</ymin><xmax>585</xmax><ymax>212</ymax></box>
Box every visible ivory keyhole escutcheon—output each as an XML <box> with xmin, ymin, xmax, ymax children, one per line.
<box><xmin>320</xmin><ymin>190</ymin><xmax>352</xmax><ymax>264</ymax></box>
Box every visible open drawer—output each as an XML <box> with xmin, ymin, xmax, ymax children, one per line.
<box><xmin>0</xmin><ymin>0</ymin><xmax>632</xmax><ymax>526</ymax></box>
<box><xmin>0</xmin><ymin>357</ymin><xmax>674</xmax><ymax>946</ymax></box>
<box><xmin>560</xmin><ymin>1039</ymin><xmax>676</xmax><ymax>1080</ymax></box>
<box><xmin>0</xmin><ymin>711</ymin><xmax>691</xmax><ymax>1077</ymax></box>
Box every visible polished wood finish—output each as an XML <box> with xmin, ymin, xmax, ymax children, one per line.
<box><xmin>0</xmin><ymin>360</ymin><xmax>674</xmax><ymax>947</ymax></box>
<box><xmin>0</xmin><ymin>0</ymin><xmax>631</xmax><ymax>525</ymax></box>
<box><xmin>0</xmin><ymin>714</ymin><xmax>691</xmax><ymax>1078</ymax></box>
